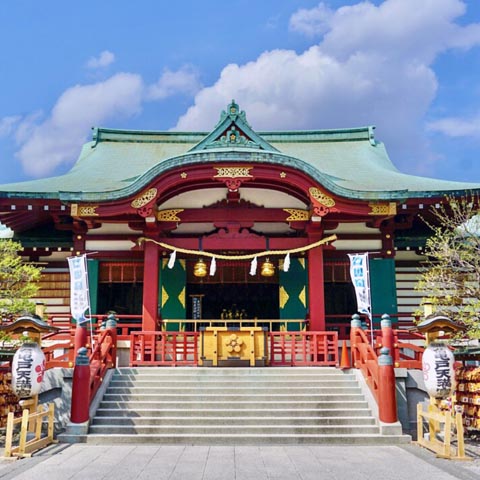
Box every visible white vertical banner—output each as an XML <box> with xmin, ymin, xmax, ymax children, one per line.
<box><xmin>68</xmin><ymin>254</ymin><xmax>90</xmax><ymax>324</ymax></box>
<box><xmin>348</xmin><ymin>253</ymin><xmax>372</xmax><ymax>316</ymax></box>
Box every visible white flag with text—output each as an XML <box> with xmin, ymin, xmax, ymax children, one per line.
<box><xmin>68</xmin><ymin>255</ymin><xmax>90</xmax><ymax>323</ymax></box>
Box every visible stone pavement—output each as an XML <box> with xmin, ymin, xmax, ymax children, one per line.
<box><xmin>1</xmin><ymin>444</ymin><xmax>480</xmax><ymax>480</ymax></box>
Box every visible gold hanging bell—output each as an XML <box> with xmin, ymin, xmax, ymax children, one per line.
<box><xmin>193</xmin><ymin>259</ymin><xmax>207</xmax><ymax>278</ymax></box>
<box><xmin>261</xmin><ymin>258</ymin><xmax>275</xmax><ymax>277</ymax></box>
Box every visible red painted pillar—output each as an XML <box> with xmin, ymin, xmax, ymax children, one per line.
<box><xmin>307</xmin><ymin>245</ymin><xmax>325</xmax><ymax>331</ymax></box>
<box><xmin>70</xmin><ymin>347</ymin><xmax>90</xmax><ymax>423</ymax></box>
<box><xmin>378</xmin><ymin>347</ymin><xmax>398</xmax><ymax>423</ymax></box>
<box><xmin>142</xmin><ymin>240</ymin><xmax>159</xmax><ymax>331</ymax></box>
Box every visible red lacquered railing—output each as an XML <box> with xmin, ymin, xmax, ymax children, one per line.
<box><xmin>42</xmin><ymin>328</ymin><xmax>76</xmax><ymax>369</ymax></box>
<box><xmin>88</xmin><ymin>328</ymin><xmax>117</xmax><ymax>400</ymax></box>
<box><xmin>130</xmin><ymin>331</ymin><xmax>199</xmax><ymax>367</ymax></box>
<box><xmin>350</xmin><ymin>326</ymin><xmax>380</xmax><ymax>401</ymax></box>
<box><xmin>268</xmin><ymin>331</ymin><xmax>338</xmax><ymax>367</ymax></box>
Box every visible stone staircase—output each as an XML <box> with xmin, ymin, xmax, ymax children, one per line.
<box><xmin>86</xmin><ymin>367</ymin><xmax>410</xmax><ymax>445</ymax></box>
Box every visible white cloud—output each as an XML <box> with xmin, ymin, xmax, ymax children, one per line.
<box><xmin>175</xmin><ymin>0</ymin><xmax>480</xmax><ymax>175</ymax></box>
<box><xmin>16</xmin><ymin>73</ymin><xmax>143</xmax><ymax>177</ymax></box>
<box><xmin>289</xmin><ymin>2</ymin><xmax>333</xmax><ymax>37</ymax></box>
<box><xmin>86</xmin><ymin>50</ymin><xmax>115</xmax><ymax>69</ymax></box>
<box><xmin>427</xmin><ymin>115</ymin><xmax>480</xmax><ymax>137</ymax></box>
<box><xmin>147</xmin><ymin>65</ymin><xmax>202</xmax><ymax>100</ymax></box>
<box><xmin>0</xmin><ymin>116</ymin><xmax>21</xmax><ymax>137</ymax></box>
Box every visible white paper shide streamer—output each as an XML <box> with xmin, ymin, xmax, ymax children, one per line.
<box><xmin>167</xmin><ymin>250</ymin><xmax>177</xmax><ymax>269</ymax></box>
<box><xmin>209</xmin><ymin>256</ymin><xmax>216</xmax><ymax>276</ymax></box>
<box><xmin>283</xmin><ymin>252</ymin><xmax>290</xmax><ymax>272</ymax></box>
<box><xmin>249</xmin><ymin>256</ymin><xmax>258</xmax><ymax>276</ymax></box>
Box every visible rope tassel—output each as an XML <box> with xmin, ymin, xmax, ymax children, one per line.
<box><xmin>283</xmin><ymin>252</ymin><xmax>290</xmax><ymax>272</ymax></box>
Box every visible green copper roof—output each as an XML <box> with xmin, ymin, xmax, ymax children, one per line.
<box><xmin>1</xmin><ymin>101</ymin><xmax>480</xmax><ymax>202</ymax></box>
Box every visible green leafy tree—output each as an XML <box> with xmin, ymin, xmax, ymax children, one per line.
<box><xmin>416</xmin><ymin>194</ymin><xmax>480</xmax><ymax>338</ymax></box>
<box><xmin>0</xmin><ymin>239</ymin><xmax>42</xmax><ymax>322</ymax></box>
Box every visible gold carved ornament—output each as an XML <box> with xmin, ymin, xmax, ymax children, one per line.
<box><xmin>308</xmin><ymin>187</ymin><xmax>336</xmax><ymax>208</ymax></box>
<box><xmin>283</xmin><ymin>208</ymin><xmax>310</xmax><ymax>222</ymax></box>
<box><xmin>157</xmin><ymin>209</ymin><xmax>184</xmax><ymax>222</ymax></box>
<box><xmin>213</xmin><ymin>167</ymin><xmax>253</xmax><ymax>178</ymax></box>
<box><xmin>225</xmin><ymin>334</ymin><xmax>245</xmax><ymax>354</ymax></box>
<box><xmin>131</xmin><ymin>188</ymin><xmax>158</xmax><ymax>209</ymax></box>
<box><xmin>368</xmin><ymin>202</ymin><xmax>397</xmax><ymax>215</ymax></box>
<box><xmin>70</xmin><ymin>204</ymin><xmax>98</xmax><ymax>216</ymax></box>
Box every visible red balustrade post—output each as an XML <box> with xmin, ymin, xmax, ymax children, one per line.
<box><xmin>106</xmin><ymin>313</ymin><xmax>118</xmax><ymax>368</ymax></box>
<box><xmin>350</xmin><ymin>314</ymin><xmax>362</xmax><ymax>368</ymax></box>
<box><xmin>74</xmin><ymin>323</ymin><xmax>88</xmax><ymax>357</ymax></box>
<box><xmin>380</xmin><ymin>313</ymin><xmax>394</xmax><ymax>355</ymax></box>
<box><xmin>70</xmin><ymin>347</ymin><xmax>90</xmax><ymax>424</ymax></box>
<box><xmin>377</xmin><ymin>347</ymin><xmax>398</xmax><ymax>423</ymax></box>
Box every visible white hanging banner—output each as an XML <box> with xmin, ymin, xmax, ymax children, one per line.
<box><xmin>68</xmin><ymin>255</ymin><xmax>90</xmax><ymax>324</ymax></box>
<box><xmin>348</xmin><ymin>253</ymin><xmax>371</xmax><ymax>316</ymax></box>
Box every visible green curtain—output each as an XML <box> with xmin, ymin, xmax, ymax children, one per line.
<box><xmin>279</xmin><ymin>257</ymin><xmax>308</xmax><ymax>331</ymax></box>
<box><xmin>159</xmin><ymin>258</ymin><xmax>186</xmax><ymax>331</ymax></box>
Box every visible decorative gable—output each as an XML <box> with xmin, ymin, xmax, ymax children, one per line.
<box><xmin>189</xmin><ymin>100</ymin><xmax>279</xmax><ymax>152</ymax></box>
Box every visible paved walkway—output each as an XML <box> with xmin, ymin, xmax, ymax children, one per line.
<box><xmin>1</xmin><ymin>444</ymin><xmax>480</xmax><ymax>480</ymax></box>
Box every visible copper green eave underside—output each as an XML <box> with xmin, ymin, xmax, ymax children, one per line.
<box><xmin>1</xmin><ymin>127</ymin><xmax>480</xmax><ymax>202</ymax></box>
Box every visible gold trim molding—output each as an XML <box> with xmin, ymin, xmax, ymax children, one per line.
<box><xmin>214</xmin><ymin>167</ymin><xmax>253</xmax><ymax>178</ymax></box>
<box><xmin>368</xmin><ymin>202</ymin><xmax>397</xmax><ymax>216</ymax></box>
<box><xmin>131</xmin><ymin>188</ymin><xmax>158</xmax><ymax>209</ymax></box>
<box><xmin>283</xmin><ymin>208</ymin><xmax>310</xmax><ymax>222</ymax></box>
<box><xmin>157</xmin><ymin>209</ymin><xmax>184</xmax><ymax>222</ymax></box>
<box><xmin>308</xmin><ymin>187</ymin><xmax>336</xmax><ymax>207</ymax></box>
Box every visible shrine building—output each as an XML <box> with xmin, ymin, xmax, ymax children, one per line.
<box><xmin>1</xmin><ymin>101</ymin><xmax>480</xmax><ymax>335</ymax></box>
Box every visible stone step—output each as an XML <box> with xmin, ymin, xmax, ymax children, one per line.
<box><xmin>107</xmin><ymin>382</ymin><xmax>361</xmax><ymax>395</ymax></box>
<box><xmin>109</xmin><ymin>378</ymin><xmax>357</xmax><ymax>387</ymax></box>
<box><xmin>94</xmin><ymin>407</ymin><xmax>373</xmax><ymax>418</ymax></box>
<box><xmin>91</xmin><ymin>416</ymin><xmax>377</xmax><ymax>426</ymax></box>
<box><xmin>85</xmin><ymin>366</ymin><xmax>409</xmax><ymax>446</ymax></box>
<box><xmin>88</xmin><ymin>424</ymin><xmax>381</xmax><ymax>435</ymax></box>
<box><xmin>97</xmin><ymin>400</ymin><xmax>370</xmax><ymax>410</ymax></box>
<box><xmin>101</xmin><ymin>393</ymin><xmax>365</xmax><ymax>402</ymax></box>
<box><xmin>83</xmin><ymin>433</ymin><xmax>410</xmax><ymax>446</ymax></box>
<box><xmin>113</xmin><ymin>368</ymin><xmax>346</xmax><ymax>377</ymax></box>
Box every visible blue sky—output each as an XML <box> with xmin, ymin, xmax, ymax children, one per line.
<box><xmin>1</xmin><ymin>0</ymin><xmax>480</xmax><ymax>186</ymax></box>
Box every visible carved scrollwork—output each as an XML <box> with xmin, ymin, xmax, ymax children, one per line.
<box><xmin>71</xmin><ymin>204</ymin><xmax>98</xmax><ymax>217</ymax></box>
<box><xmin>283</xmin><ymin>208</ymin><xmax>310</xmax><ymax>222</ymax></box>
<box><xmin>368</xmin><ymin>202</ymin><xmax>397</xmax><ymax>216</ymax></box>
<box><xmin>308</xmin><ymin>187</ymin><xmax>336</xmax><ymax>207</ymax></box>
<box><xmin>131</xmin><ymin>188</ymin><xmax>158</xmax><ymax>209</ymax></box>
<box><xmin>214</xmin><ymin>167</ymin><xmax>253</xmax><ymax>178</ymax></box>
<box><xmin>157</xmin><ymin>209</ymin><xmax>184</xmax><ymax>222</ymax></box>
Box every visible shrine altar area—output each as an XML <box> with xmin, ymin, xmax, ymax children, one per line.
<box><xmin>198</xmin><ymin>327</ymin><xmax>267</xmax><ymax>367</ymax></box>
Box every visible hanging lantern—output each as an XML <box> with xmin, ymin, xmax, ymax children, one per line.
<box><xmin>193</xmin><ymin>259</ymin><xmax>207</xmax><ymax>277</ymax></box>
<box><xmin>11</xmin><ymin>342</ymin><xmax>46</xmax><ymax>398</ymax></box>
<box><xmin>261</xmin><ymin>258</ymin><xmax>275</xmax><ymax>277</ymax></box>
<box><xmin>422</xmin><ymin>341</ymin><xmax>455</xmax><ymax>399</ymax></box>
